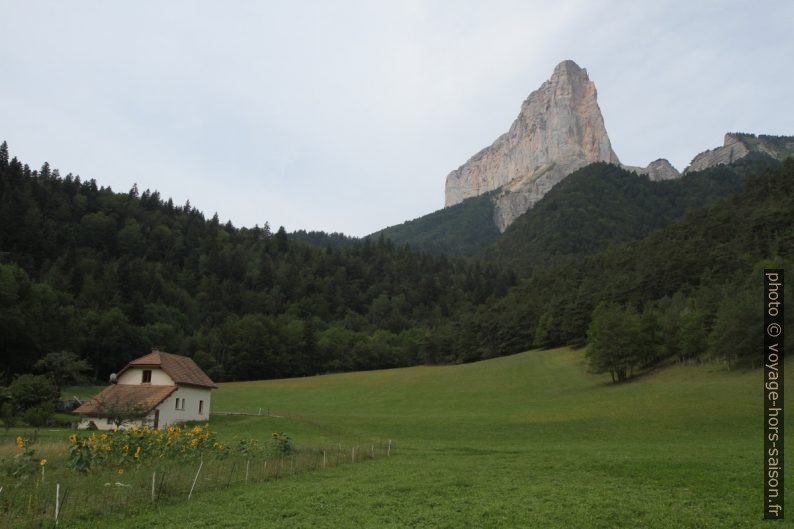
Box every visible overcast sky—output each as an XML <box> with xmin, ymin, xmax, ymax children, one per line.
<box><xmin>1</xmin><ymin>1</ymin><xmax>792</xmax><ymax>236</ymax></box>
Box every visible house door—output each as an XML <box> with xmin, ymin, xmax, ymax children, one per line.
<box><xmin>153</xmin><ymin>410</ymin><xmax>160</xmax><ymax>429</ymax></box>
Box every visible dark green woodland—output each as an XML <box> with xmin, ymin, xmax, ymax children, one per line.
<box><xmin>1</xmin><ymin>138</ymin><xmax>792</xmax><ymax>390</ymax></box>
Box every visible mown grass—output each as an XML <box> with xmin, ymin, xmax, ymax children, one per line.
<box><xmin>4</xmin><ymin>347</ymin><xmax>792</xmax><ymax>528</ymax></box>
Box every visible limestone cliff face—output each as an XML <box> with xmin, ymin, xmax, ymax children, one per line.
<box><xmin>684</xmin><ymin>133</ymin><xmax>751</xmax><ymax>174</ymax></box>
<box><xmin>444</xmin><ymin>60</ymin><xmax>620</xmax><ymax>231</ymax></box>
<box><xmin>622</xmin><ymin>159</ymin><xmax>680</xmax><ymax>181</ymax></box>
<box><xmin>685</xmin><ymin>133</ymin><xmax>794</xmax><ymax>173</ymax></box>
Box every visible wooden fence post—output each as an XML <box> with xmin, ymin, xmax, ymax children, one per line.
<box><xmin>55</xmin><ymin>483</ymin><xmax>60</xmax><ymax>527</ymax></box>
<box><xmin>188</xmin><ymin>459</ymin><xmax>203</xmax><ymax>500</ymax></box>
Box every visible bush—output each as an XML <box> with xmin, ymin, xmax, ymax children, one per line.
<box><xmin>8</xmin><ymin>374</ymin><xmax>59</xmax><ymax>414</ymax></box>
<box><xmin>22</xmin><ymin>407</ymin><xmax>52</xmax><ymax>428</ymax></box>
<box><xmin>0</xmin><ymin>402</ymin><xmax>17</xmax><ymax>430</ymax></box>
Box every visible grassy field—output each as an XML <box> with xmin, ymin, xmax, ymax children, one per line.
<box><xmin>5</xmin><ymin>347</ymin><xmax>792</xmax><ymax>528</ymax></box>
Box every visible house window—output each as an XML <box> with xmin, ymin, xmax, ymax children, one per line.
<box><xmin>107</xmin><ymin>417</ymin><xmax>114</xmax><ymax>425</ymax></box>
<box><xmin>175</xmin><ymin>398</ymin><xmax>185</xmax><ymax>411</ymax></box>
<box><xmin>175</xmin><ymin>398</ymin><xmax>180</xmax><ymax>410</ymax></box>
<box><xmin>142</xmin><ymin>370</ymin><xmax>152</xmax><ymax>383</ymax></box>
<box><xmin>199</xmin><ymin>400</ymin><xmax>204</xmax><ymax>414</ymax></box>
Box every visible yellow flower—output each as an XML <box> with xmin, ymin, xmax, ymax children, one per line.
<box><xmin>68</xmin><ymin>434</ymin><xmax>78</xmax><ymax>444</ymax></box>
<box><xmin>16</xmin><ymin>436</ymin><xmax>25</xmax><ymax>449</ymax></box>
<box><xmin>123</xmin><ymin>445</ymin><xmax>129</xmax><ymax>453</ymax></box>
<box><xmin>40</xmin><ymin>458</ymin><xmax>48</xmax><ymax>466</ymax></box>
<box><xmin>192</xmin><ymin>426</ymin><xmax>202</xmax><ymax>434</ymax></box>
<box><xmin>134</xmin><ymin>446</ymin><xmax>141</xmax><ymax>459</ymax></box>
<box><xmin>117</xmin><ymin>468</ymin><xmax>124</xmax><ymax>475</ymax></box>
<box><xmin>190</xmin><ymin>438</ymin><xmax>199</xmax><ymax>448</ymax></box>
<box><xmin>100</xmin><ymin>434</ymin><xmax>108</xmax><ymax>441</ymax></box>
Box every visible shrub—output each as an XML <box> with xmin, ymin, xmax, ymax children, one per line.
<box><xmin>8</xmin><ymin>374</ymin><xmax>58</xmax><ymax>414</ymax></box>
<box><xmin>0</xmin><ymin>402</ymin><xmax>17</xmax><ymax>430</ymax></box>
<box><xmin>22</xmin><ymin>406</ymin><xmax>52</xmax><ymax>428</ymax></box>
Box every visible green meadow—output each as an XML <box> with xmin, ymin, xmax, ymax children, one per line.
<box><xmin>8</xmin><ymin>347</ymin><xmax>793</xmax><ymax>528</ymax></box>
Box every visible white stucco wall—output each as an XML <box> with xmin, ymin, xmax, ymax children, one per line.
<box><xmin>76</xmin><ymin>384</ymin><xmax>212</xmax><ymax>430</ymax></box>
<box><xmin>154</xmin><ymin>385</ymin><xmax>212</xmax><ymax>428</ymax></box>
<box><xmin>117</xmin><ymin>367</ymin><xmax>174</xmax><ymax>386</ymax></box>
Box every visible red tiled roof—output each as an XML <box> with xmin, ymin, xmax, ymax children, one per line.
<box><xmin>73</xmin><ymin>384</ymin><xmax>177</xmax><ymax>415</ymax></box>
<box><xmin>117</xmin><ymin>351</ymin><xmax>217</xmax><ymax>388</ymax></box>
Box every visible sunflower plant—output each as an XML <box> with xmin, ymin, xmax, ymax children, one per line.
<box><xmin>1</xmin><ymin>436</ymin><xmax>44</xmax><ymax>479</ymax></box>
<box><xmin>67</xmin><ymin>423</ymin><xmax>222</xmax><ymax>472</ymax></box>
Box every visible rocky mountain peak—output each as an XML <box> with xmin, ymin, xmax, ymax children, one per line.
<box><xmin>444</xmin><ymin>60</ymin><xmax>620</xmax><ymax>231</ymax></box>
<box><xmin>622</xmin><ymin>158</ymin><xmax>680</xmax><ymax>181</ymax></box>
<box><xmin>550</xmin><ymin>59</ymin><xmax>586</xmax><ymax>83</ymax></box>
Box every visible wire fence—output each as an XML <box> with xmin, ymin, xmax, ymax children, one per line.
<box><xmin>1</xmin><ymin>439</ymin><xmax>395</xmax><ymax>528</ymax></box>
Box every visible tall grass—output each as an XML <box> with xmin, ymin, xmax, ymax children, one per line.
<box><xmin>0</xmin><ymin>437</ymin><xmax>392</xmax><ymax>528</ymax></box>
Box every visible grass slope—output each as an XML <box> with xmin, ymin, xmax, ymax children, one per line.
<box><xmin>76</xmin><ymin>348</ymin><xmax>792</xmax><ymax>529</ymax></box>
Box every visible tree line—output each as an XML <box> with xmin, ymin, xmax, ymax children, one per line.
<box><xmin>0</xmin><ymin>141</ymin><xmax>515</xmax><ymax>384</ymax></box>
<box><xmin>1</xmin><ymin>138</ymin><xmax>791</xmax><ymax>393</ymax></box>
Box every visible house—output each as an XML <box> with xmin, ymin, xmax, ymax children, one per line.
<box><xmin>74</xmin><ymin>351</ymin><xmax>216</xmax><ymax>430</ymax></box>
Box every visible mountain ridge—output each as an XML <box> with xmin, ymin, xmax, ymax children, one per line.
<box><xmin>439</xmin><ymin>60</ymin><xmax>792</xmax><ymax>238</ymax></box>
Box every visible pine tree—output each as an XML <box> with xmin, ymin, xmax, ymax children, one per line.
<box><xmin>274</xmin><ymin>226</ymin><xmax>288</xmax><ymax>252</ymax></box>
<box><xmin>0</xmin><ymin>141</ymin><xmax>8</xmax><ymax>168</ymax></box>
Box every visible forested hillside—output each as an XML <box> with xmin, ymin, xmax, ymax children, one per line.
<box><xmin>435</xmin><ymin>158</ymin><xmax>794</xmax><ymax>371</ymax></box>
<box><xmin>0</xmin><ymin>142</ymin><xmax>515</xmax><ymax>382</ymax></box>
<box><xmin>369</xmin><ymin>192</ymin><xmax>500</xmax><ymax>257</ymax></box>
<box><xmin>371</xmin><ymin>156</ymin><xmax>775</xmax><ymax>264</ymax></box>
<box><xmin>2</xmin><ymin>137</ymin><xmax>790</xmax><ymax>387</ymax></box>
<box><xmin>482</xmin><ymin>156</ymin><xmax>776</xmax><ymax>274</ymax></box>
